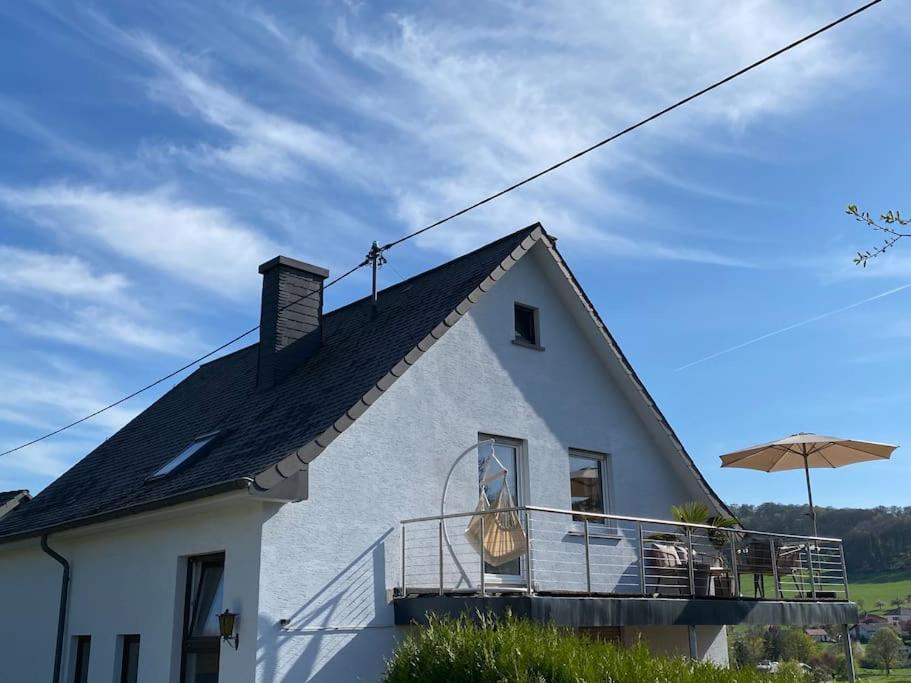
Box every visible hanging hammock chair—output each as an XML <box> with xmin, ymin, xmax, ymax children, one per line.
<box><xmin>464</xmin><ymin>467</ymin><xmax>527</xmax><ymax>567</ymax></box>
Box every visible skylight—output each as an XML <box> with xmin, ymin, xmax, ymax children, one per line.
<box><xmin>147</xmin><ymin>432</ymin><xmax>219</xmax><ymax>481</ymax></box>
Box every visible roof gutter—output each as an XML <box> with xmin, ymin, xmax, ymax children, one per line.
<box><xmin>40</xmin><ymin>535</ymin><xmax>69</xmax><ymax>683</ymax></box>
<box><xmin>0</xmin><ymin>478</ymin><xmax>253</xmax><ymax>546</ymax></box>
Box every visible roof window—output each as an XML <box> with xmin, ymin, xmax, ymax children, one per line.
<box><xmin>147</xmin><ymin>432</ymin><xmax>219</xmax><ymax>481</ymax></box>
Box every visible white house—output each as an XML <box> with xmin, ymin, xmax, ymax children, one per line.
<box><xmin>0</xmin><ymin>224</ymin><xmax>858</xmax><ymax>683</ymax></box>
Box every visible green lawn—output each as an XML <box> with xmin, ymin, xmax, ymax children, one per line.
<box><xmin>857</xmin><ymin>667</ymin><xmax>911</xmax><ymax>682</ymax></box>
<box><xmin>849</xmin><ymin>571</ymin><xmax>911</xmax><ymax>613</ymax></box>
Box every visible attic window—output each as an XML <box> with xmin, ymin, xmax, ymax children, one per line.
<box><xmin>147</xmin><ymin>432</ymin><xmax>219</xmax><ymax>481</ymax></box>
<box><xmin>513</xmin><ymin>303</ymin><xmax>542</xmax><ymax>350</ymax></box>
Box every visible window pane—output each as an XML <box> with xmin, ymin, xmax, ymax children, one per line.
<box><xmin>192</xmin><ymin>565</ymin><xmax>224</xmax><ymax>637</ymax></box>
<box><xmin>151</xmin><ymin>435</ymin><xmax>216</xmax><ymax>479</ymax></box>
<box><xmin>73</xmin><ymin>636</ymin><xmax>91</xmax><ymax>683</ymax></box>
<box><xmin>183</xmin><ymin>651</ymin><xmax>220</xmax><ymax>683</ymax></box>
<box><xmin>120</xmin><ymin>636</ymin><xmax>140</xmax><ymax>683</ymax></box>
<box><xmin>569</xmin><ymin>454</ymin><xmax>604</xmax><ymax>519</ymax></box>
<box><xmin>478</xmin><ymin>441</ymin><xmax>521</xmax><ymax>576</ymax></box>
<box><xmin>514</xmin><ymin>305</ymin><xmax>536</xmax><ymax>344</ymax></box>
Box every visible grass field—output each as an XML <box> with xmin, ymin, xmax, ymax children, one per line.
<box><xmin>849</xmin><ymin>571</ymin><xmax>911</xmax><ymax>613</ymax></box>
<box><xmin>857</xmin><ymin>667</ymin><xmax>911</xmax><ymax>682</ymax></box>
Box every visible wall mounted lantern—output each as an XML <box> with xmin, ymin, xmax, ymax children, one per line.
<box><xmin>218</xmin><ymin>609</ymin><xmax>239</xmax><ymax>649</ymax></box>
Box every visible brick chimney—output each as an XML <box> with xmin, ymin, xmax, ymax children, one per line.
<box><xmin>257</xmin><ymin>256</ymin><xmax>329</xmax><ymax>389</ymax></box>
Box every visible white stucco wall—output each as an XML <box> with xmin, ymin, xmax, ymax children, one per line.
<box><xmin>255</xmin><ymin>243</ymin><xmax>717</xmax><ymax>681</ymax></box>
<box><xmin>623</xmin><ymin>625</ymin><xmax>729</xmax><ymax>665</ymax></box>
<box><xmin>0</xmin><ymin>493</ymin><xmax>263</xmax><ymax>683</ymax></box>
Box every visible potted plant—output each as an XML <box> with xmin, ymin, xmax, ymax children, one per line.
<box><xmin>669</xmin><ymin>502</ymin><xmax>738</xmax><ymax>597</ymax></box>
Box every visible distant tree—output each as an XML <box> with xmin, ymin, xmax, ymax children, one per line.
<box><xmin>846</xmin><ymin>204</ymin><xmax>911</xmax><ymax>266</ymax></box>
<box><xmin>876</xmin><ymin>600</ymin><xmax>887</xmax><ymax>611</ymax></box>
<box><xmin>809</xmin><ymin>650</ymin><xmax>839</xmax><ymax>681</ymax></box>
<box><xmin>891</xmin><ymin>597</ymin><xmax>904</xmax><ymax>608</ymax></box>
<box><xmin>764</xmin><ymin>626</ymin><xmax>819</xmax><ymax>664</ymax></box>
<box><xmin>856</xmin><ymin>598</ymin><xmax>867</xmax><ymax>616</ymax></box>
<box><xmin>731</xmin><ymin>633</ymin><xmax>766</xmax><ymax>669</ymax></box>
<box><xmin>866</xmin><ymin>627</ymin><xmax>906</xmax><ymax>676</ymax></box>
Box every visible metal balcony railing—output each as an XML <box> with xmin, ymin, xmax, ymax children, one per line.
<box><xmin>398</xmin><ymin>505</ymin><xmax>849</xmax><ymax>601</ymax></box>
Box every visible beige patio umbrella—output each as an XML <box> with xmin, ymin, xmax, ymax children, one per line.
<box><xmin>720</xmin><ymin>433</ymin><xmax>897</xmax><ymax>537</ymax></box>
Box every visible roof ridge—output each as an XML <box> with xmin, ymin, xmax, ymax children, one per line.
<box><xmin>199</xmin><ymin>224</ymin><xmax>544</xmax><ymax>368</ymax></box>
<box><xmin>323</xmin><ymin>223</ymin><xmax>544</xmax><ymax>319</ymax></box>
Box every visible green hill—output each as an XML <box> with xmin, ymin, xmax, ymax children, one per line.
<box><xmin>731</xmin><ymin>503</ymin><xmax>911</xmax><ymax>575</ymax></box>
<box><xmin>850</xmin><ymin>570</ymin><xmax>911</xmax><ymax>613</ymax></box>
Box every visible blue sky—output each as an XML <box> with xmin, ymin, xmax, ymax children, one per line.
<box><xmin>0</xmin><ymin>1</ymin><xmax>909</xmax><ymax>509</ymax></box>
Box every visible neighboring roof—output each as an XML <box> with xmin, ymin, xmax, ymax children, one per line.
<box><xmin>0</xmin><ymin>490</ymin><xmax>29</xmax><ymax>506</ymax></box>
<box><xmin>886</xmin><ymin>607</ymin><xmax>911</xmax><ymax>616</ymax></box>
<box><xmin>0</xmin><ymin>222</ymin><xmax>729</xmax><ymax>542</ymax></box>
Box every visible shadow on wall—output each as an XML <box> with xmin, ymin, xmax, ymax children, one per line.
<box><xmin>256</xmin><ymin>529</ymin><xmax>397</xmax><ymax>683</ymax></box>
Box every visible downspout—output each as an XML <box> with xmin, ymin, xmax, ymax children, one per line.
<box><xmin>40</xmin><ymin>535</ymin><xmax>70</xmax><ymax>683</ymax></box>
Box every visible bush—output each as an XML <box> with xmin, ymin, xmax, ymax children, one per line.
<box><xmin>382</xmin><ymin>614</ymin><xmax>807</xmax><ymax>682</ymax></box>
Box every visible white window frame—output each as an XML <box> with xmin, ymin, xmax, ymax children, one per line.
<box><xmin>478</xmin><ymin>433</ymin><xmax>528</xmax><ymax>585</ymax></box>
<box><xmin>512</xmin><ymin>302</ymin><xmax>544</xmax><ymax>350</ymax></box>
<box><xmin>568</xmin><ymin>448</ymin><xmax>616</xmax><ymax>536</ymax></box>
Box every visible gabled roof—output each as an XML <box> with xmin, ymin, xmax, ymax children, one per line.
<box><xmin>0</xmin><ymin>223</ymin><xmax>728</xmax><ymax>543</ymax></box>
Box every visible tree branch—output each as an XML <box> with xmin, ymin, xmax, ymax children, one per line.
<box><xmin>846</xmin><ymin>204</ymin><xmax>911</xmax><ymax>266</ymax></box>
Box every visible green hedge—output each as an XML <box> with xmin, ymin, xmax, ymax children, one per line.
<box><xmin>382</xmin><ymin>614</ymin><xmax>804</xmax><ymax>683</ymax></box>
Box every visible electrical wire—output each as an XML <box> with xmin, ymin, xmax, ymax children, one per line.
<box><xmin>0</xmin><ymin>0</ymin><xmax>884</xmax><ymax>457</ymax></box>
<box><xmin>0</xmin><ymin>263</ymin><xmax>366</xmax><ymax>457</ymax></box>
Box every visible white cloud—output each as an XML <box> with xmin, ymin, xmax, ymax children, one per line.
<box><xmin>324</xmin><ymin>1</ymin><xmax>871</xmax><ymax>262</ymax></box>
<box><xmin>0</xmin><ymin>304</ymin><xmax>206</xmax><ymax>357</ymax></box>
<box><xmin>0</xmin><ymin>245</ymin><xmax>127</xmax><ymax>298</ymax></box>
<box><xmin>123</xmin><ymin>33</ymin><xmax>366</xmax><ymax>183</ymax></box>
<box><xmin>0</xmin><ymin>359</ymin><xmax>137</xmax><ymax>435</ymax></box>
<box><xmin>0</xmin><ymin>184</ymin><xmax>279</xmax><ymax>300</ymax></box>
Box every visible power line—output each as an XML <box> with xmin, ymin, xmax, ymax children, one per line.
<box><xmin>0</xmin><ymin>0</ymin><xmax>883</xmax><ymax>458</ymax></box>
<box><xmin>0</xmin><ymin>262</ymin><xmax>366</xmax><ymax>458</ymax></box>
<box><xmin>381</xmin><ymin>0</ymin><xmax>883</xmax><ymax>252</ymax></box>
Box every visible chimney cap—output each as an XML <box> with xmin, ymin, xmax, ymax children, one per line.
<box><xmin>258</xmin><ymin>255</ymin><xmax>329</xmax><ymax>278</ymax></box>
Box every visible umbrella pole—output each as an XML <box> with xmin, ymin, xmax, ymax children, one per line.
<box><xmin>802</xmin><ymin>454</ymin><xmax>819</xmax><ymax>538</ymax></box>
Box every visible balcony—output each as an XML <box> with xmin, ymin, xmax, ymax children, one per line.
<box><xmin>394</xmin><ymin>506</ymin><xmax>857</xmax><ymax>629</ymax></box>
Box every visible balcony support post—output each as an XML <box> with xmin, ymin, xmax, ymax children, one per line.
<box><xmin>729</xmin><ymin>529</ymin><xmax>740</xmax><ymax>598</ymax></box>
<box><xmin>842</xmin><ymin>623</ymin><xmax>857</xmax><ymax>682</ymax></box>
<box><xmin>438</xmin><ymin>520</ymin><xmax>444</xmax><ymax>596</ymax></box>
<box><xmin>769</xmin><ymin>537</ymin><xmax>781</xmax><ymax>599</ymax></box>
<box><xmin>584</xmin><ymin>518</ymin><xmax>592</xmax><ymax>595</ymax></box>
<box><xmin>686</xmin><ymin>528</ymin><xmax>696</xmax><ymax>597</ymax></box>
<box><xmin>806</xmin><ymin>543</ymin><xmax>817</xmax><ymax>600</ymax></box>
<box><xmin>637</xmin><ymin>522</ymin><xmax>647</xmax><ymax>595</ymax></box>
<box><xmin>400</xmin><ymin>524</ymin><xmax>406</xmax><ymax>597</ymax></box>
<box><xmin>480</xmin><ymin>515</ymin><xmax>486</xmax><ymax>598</ymax></box>
<box><xmin>687</xmin><ymin>625</ymin><xmax>698</xmax><ymax>660</ymax></box>
<box><xmin>839</xmin><ymin>542</ymin><xmax>850</xmax><ymax>601</ymax></box>
<box><xmin>525</xmin><ymin>509</ymin><xmax>534</xmax><ymax>596</ymax></box>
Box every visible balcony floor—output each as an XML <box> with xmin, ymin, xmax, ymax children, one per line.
<box><xmin>394</xmin><ymin>594</ymin><xmax>859</xmax><ymax>627</ymax></box>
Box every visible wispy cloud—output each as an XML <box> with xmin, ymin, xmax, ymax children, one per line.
<box><xmin>0</xmin><ymin>183</ymin><xmax>279</xmax><ymax>300</ymax></box>
<box><xmin>0</xmin><ymin>245</ymin><xmax>127</xmax><ymax>298</ymax></box>
<box><xmin>118</xmin><ymin>32</ymin><xmax>366</xmax><ymax>183</ymax></box>
<box><xmin>0</xmin><ymin>437</ymin><xmax>101</xmax><ymax>490</ymax></box>
<box><xmin>677</xmin><ymin>281</ymin><xmax>911</xmax><ymax>370</ymax></box>
<box><xmin>0</xmin><ymin>304</ymin><xmax>206</xmax><ymax>357</ymax></box>
<box><xmin>0</xmin><ymin>358</ymin><xmax>137</xmax><ymax>435</ymax></box>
